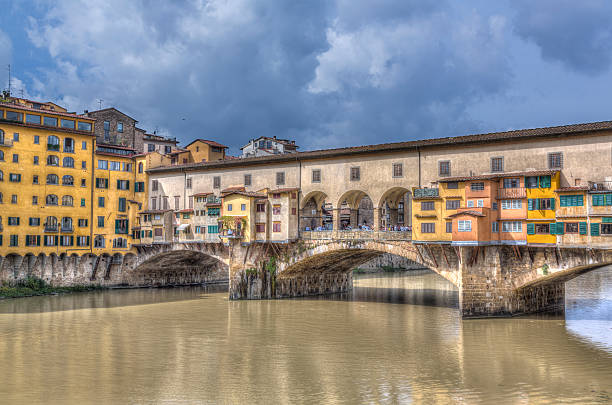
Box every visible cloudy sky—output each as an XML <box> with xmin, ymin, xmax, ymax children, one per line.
<box><xmin>1</xmin><ymin>0</ymin><xmax>612</xmax><ymax>155</ymax></box>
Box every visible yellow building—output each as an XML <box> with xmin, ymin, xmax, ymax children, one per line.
<box><xmin>411</xmin><ymin>187</ymin><xmax>444</xmax><ymax>242</ymax></box>
<box><xmin>525</xmin><ymin>171</ymin><xmax>559</xmax><ymax>244</ymax></box>
<box><xmin>439</xmin><ymin>180</ymin><xmax>466</xmax><ymax>241</ymax></box>
<box><xmin>220</xmin><ymin>189</ymin><xmax>265</xmax><ymax>243</ymax></box>
<box><xmin>0</xmin><ymin>98</ymin><xmax>96</xmax><ymax>255</ymax></box>
<box><xmin>170</xmin><ymin>139</ymin><xmax>228</xmax><ymax>164</ymax></box>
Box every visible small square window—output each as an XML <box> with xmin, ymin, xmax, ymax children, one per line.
<box><xmin>439</xmin><ymin>161</ymin><xmax>450</xmax><ymax>176</ymax></box>
<box><xmin>12</xmin><ymin>154</ymin><xmax>18</xmax><ymax>163</ymax></box>
<box><xmin>244</xmin><ymin>174</ymin><xmax>252</xmax><ymax>186</ymax></box>
<box><xmin>13</xmin><ymin>133</ymin><xmax>19</xmax><ymax>142</ymax></box>
<box><xmin>350</xmin><ymin>167</ymin><xmax>360</xmax><ymax>181</ymax></box>
<box><xmin>548</xmin><ymin>152</ymin><xmax>563</xmax><ymax>169</ymax></box>
<box><xmin>491</xmin><ymin>157</ymin><xmax>504</xmax><ymax>172</ymax></box>
<box><xmin>312</xmin><ymin>169</ymin><xmax>321</xmax><ymax>183</ymax></box>
<box><xmin>276</xmin><ymin>172</ymin><xmax>285</xmax><ymax>186</ymax></box>
<box><xmin>82</xmin><ymin>141</ymin><xmax>87</xmax><ymax>150</ymax></box>
<box><xmin>34</xmin><ymin>135</ymin><xmax>39</xmax><ymax>144</ymax></box>
<box><xmin>33</xmin><ymin>156</ymin><xmax>39</xmax><ymax>165</ymax></box>
<box><xmin>392</xmin><ymin>163</ymin><xmax>403</xmax><ymax>178</ymax></box>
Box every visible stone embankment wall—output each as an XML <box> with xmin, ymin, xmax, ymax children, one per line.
<box><xmin>356</xmin><ymin>253</ymin><xmax>426</xmax><ymax>271</ymax></box>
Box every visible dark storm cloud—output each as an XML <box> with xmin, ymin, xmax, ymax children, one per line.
<box><xmin>23</xmin><ymin>0</ymin><xmax>513</xmax><ymax>152</ymax></box>
<box><xmin>512</xmin><ymin>0</ymin><xmax>612</xmax><ymax>75</ymax></box>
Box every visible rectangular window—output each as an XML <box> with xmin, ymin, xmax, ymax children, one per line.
<box><xmin>9</xmin><ymin>235</ymin><xmax>18</xmax><ymax>247</ymax></box>
<box><xmin>273</xmin><ymin>193</ymin><xmax>281</xmax><ymax>199</ymax></box>
<box><xmin>467</xmin><ymin>200</ymin><xmax>474</xmax><ymax>208</ymax></box>
<box><xmin>8</xmin><ymin>217</ymin><xmax>19</xmax><ymax>226</ymax></box>
<box><xmin>213</xmin><ymin>176</ymin><xmax>220</xmax><ymax>189</ymax></box>
<box><xmin>476</xmin><ymin>199</ymin><xmax>484</xmax><ymax>208</ymax></box>
<box><xmin>151</xmin><ymin>180</ymin><xmax>159</xmax><ymax>191</ymax></box>
<box><xmin>492</xmin><ymin>221</ymin><xmax>499</xmax><ymax>233</ymax></box>
<box><xmin>207</xmin><ymin>225</ymin><xmax>219</xmax><ymax>234</ymax></box>
<box><xmin>438</xmin><ymin>161</ymin><xmax>450</xmax><ymax>176</ymax></box>
<box><xmin>256</xmin><ymin>203</ymin><xmax>266</xmax><ymax>212</ymax></box>
<box><xmin>470</xmin><ymin>182</ymin><xmax>484</xmax><ymax>191</ymax></box>
<box><xmin>81</xmin><ymin>161</ymin><xmax>87</xmax><ymax>169</ymax></box>
<box><xmin>535</xmin><ymin>223</ymin><xmax>550</xmax><ymax>234</ymax></box>
<box><xmin>502</xmin><ymin>221</ymin><xmax>523</xmax><ymax>233</ymax></box>
<box><xmin>276</xmin><ymin>172</ymin><xmax>285</xmax><ymax>186</ymax></box>
<box><xmin>9</xmin><ymin>173</ymin><xmax>21</xmax><ymax>182</ymax></box>
<box><xmin>565</xmin><ymin>222</ymin><xmax>579</xmax><ymax>234</ymax></box>
<box><xmin>109</xmin><ymin>161</ymin><xmax>121</xmax><ymax>171</ymax></box>
<box><xmin>60</xmin><ymin>119</ymin><xmax>75</xmax><ymax>129</ymax></box>
<box><xmin>525</xmin><ymin>176</ymin><xmax>538</xmax><ymax>188</ymax></box>
<box><xmin>491</xmin><ymin>157</ymin><xmax>504</xmax><ymax>172</ymax></box>
<box><xmin>13</xmin><ymin>132</ymin><xmax>19</xmax><ymax>141</ymax></box>
<box><xmin>81</xmin><ymin>179</ymin><xmax>86</xmax><ymax>187</ymax></box>
<box><xmin>118</xmin><ymin>198</ymin><xmax>126</xmax><ymax>212</ymax></box>
<box><xmin>98</xmin><ymin>160</ymin><xmax>108</xmax><ymax>170</ymax></box>
<box><xmin>33</xmin><ymin>175</ymin><xmax>39</xmax><ymax>184</ymax></box>
<box><xmin>227</xmin><ymin>204</ymin><xmax>232</xmax><ymax>211</ymax></box>
<box><xmin>240</xmin><ymin>204</ymin><xmax>246</xmax><ymax>211</ymax></box>
<box><xmin>256</xmin><ymin>223</ymin><xmax>266</xmax><ymax>233</ymax></box>
<box><xmin>135</xmin><ymin>182</ymin><xmax>145</xmax><ymax>192</ymax></box>
<box><xmin>12</xmin><ymin>153</ymin><xmax>18</xmax><ymax>163</ymax></box>
<box><xmin>43</xmin><ymin>116</ymin><xmax>57</xmax><ymax>127</ymax></box>
<box><xmin>78</xmin><ymin>219</ymin><xmax>88</xmax><ymax>227</ymax></box>
<box><xmin>244</xmin><ymin>174</ymin><xmax>251</xmax><ymax>186</ymax></box>
<box><xmin>501</xmin><ymin>200</ymin><xmax>522</xmax><ymax>209</ymax></box>
<box><xmin>447</xmin><ymin>182</ymin><xmax>459</xmax><ymax>189</ymax></box>
<box><xmin>421</xmin><ymin>223</ymin><xmax>435</xmax><ymax>233</ymax></box>
<box><xmin>117</xmin><ymin>122</ymin><xmax>123</xmax><ymax>132</ymax></box>
<box><xmin>82</xmin><ymin>141</ymin><xmax>88</xmax><ymax>150</ymax></box>
<box><xmin>29</xmin><ymin>217</ymin><xmax>40</xmax><ymax>226</ymax></box>
<box><xmin>350</xmin><ymin>167</ymin><xmax>360</xmax><ymax>181</ymax></box>
<box><xmin>32</xmin><ymin>196</ymin><xmax>38</xmax><ymax>205</ymax></box>
<box><xmin>33</xmin><ymin>135</ymin><xmax>39</xmax><ymax>144</ymax></box>
<box><xmin>96</xmin><ymin>178</ymin><xmax>108</xmax><ymax>189</ymax></box>
<box><xmin>392</xmin><ymin>163</ymin><xmax>403</xmax><ymax>177</ymax></box>
<box><xmin>186</xmin><ymin>178</ymin><xmax>192</xmax><ymax>189</ymax></box>
<box><xmin>458</xmin><ymin>220</ymin><xmax>472</xmax><ymax>232</ymax></box>
<box><xmin>446</xmin><ymin>200</ymin><xmax>460</xmax><ymax>210</ymax></box>
<box><xmin>548</xmin><ymin>152</ymin><xmax>563</xmax><ymax>169</ymax></box>
<box><xmin>273</xmin><ymin>222</ymin><xmax>281</xmax><ymax>232</ymax></box>
<box><xmin>312</xmin><ymin>169</ymin><xmax>321</xmax><ymax>183</ymax></box>
<box><xmin>174</xmin><ymin>196</ymin><xmax>180</xmax><ymax>210</ymax></box>
<box><xmin>26</xmin><ymin>114</ymin><xmax>41</xmax><ymax>124</ymax></box>
<box><xmin>98</xmin><ymin>197</ymin><xmax>105</xmax><ymax>208</ymax></box>
<box><xmin>117</xmin><ymin>180</ymin><xmax>129</xmax><ymax>190</ymax></box>
<box><xmin>115</xmin><ymin>219</ymin><xmax>129</xmax><ymax>234</ymax></box>
<box><xmin>446</xmin><ymin>222</ymin><xmax>452</xmax><ymax>233</ymax></box>
<box><xmin>503</xmin><ymin>178</ymin><xmax>520</xmax><ymax>188</ymax></box>
<box><xmin>421</xmin><ymin>201</ymin><xmax>435</xmax><ymax>211</ymax></box>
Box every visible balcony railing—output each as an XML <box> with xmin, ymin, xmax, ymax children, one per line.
<box><xmin>301</xmin><ymin>230</ymin><xmax>412</xmax><ymax>241</ymax></box>
<box><xmin>413</xmin><ymin>188</ymin><xmax>439</xmax><ymax>198</ymax></box>
<box><xmin>44</xmin><ymin>224</ymin><xmax>58</xmax><ymax>232</ymax></box>
<box><xmin>497</xmin><ymin>187</ymin><xmax>526</xmax><ymax>199</ymax></box>
<box><xmin>0</xmin><ymin>138</ymin><xmax>13</xmax><ymax>147</ymax></box>
<box><xmin>61</xmin><ymin>226</ymin><xmax>73</xmax><ymax>233</ymax></box>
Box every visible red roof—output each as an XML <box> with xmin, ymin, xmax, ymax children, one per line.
<box><xmin>177</xmin><ymin>209</ymin><xmax>194</xmax><ymax>213</ymax></box>
<box><xmin>267</xmin><ymin>187</ymin><xmax>299</xmax><ymax>194</ymax></box>
<box><xmin>0</xmin><ymin>101</ymin><xmax>95</xmax><ymax>121</ymax></box>
<box><xmin>447</xmin><ymin>210</ymin><xmax>486</xmax><ymax>218</ymax></box>
<box><xmin>192</xmin><ymin>192</ymin><xmax>213</xmax><ymax>197</ymax></box>
<box><xmin>221</xmin><ymin>186</ymin><xmax>246</xmax><ymax>193</ymax></box>
<box><xmin>439</xmin><ymin>169</ymin><xmax>559</xmax><ymax>183</ymax></box>
<box><xmin>555</xmin><ymin>186</ymin><xmax>590</xmax><ymax>192</ymax></box>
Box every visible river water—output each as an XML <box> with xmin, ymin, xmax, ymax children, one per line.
<box><xmin>0</xmin><ymin>268</ymin><xmax>611</xmax><ymax>404</ymax></box>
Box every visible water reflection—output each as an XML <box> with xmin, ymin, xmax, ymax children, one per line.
<box><xmin>0</xmin><ymin>270</ymin><xmax>609</xmax><ymax>404</ymax></box>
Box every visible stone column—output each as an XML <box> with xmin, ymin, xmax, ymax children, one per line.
<box><xmin>332</xmin><ymin>208</ymin><xmax>341</xmax><ymax>231</ymax></box>
<box><xmin>373</xmin><ymin>207</ymin><xmax>381</xmax><ymax>231</ymax></box>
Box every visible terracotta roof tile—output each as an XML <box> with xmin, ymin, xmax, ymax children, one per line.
<box><xmin>439</xmin><ymin>169</ymin><xmax>559</xmax><ymax>183</ymax></box>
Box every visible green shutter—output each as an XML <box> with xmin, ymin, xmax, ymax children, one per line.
<box><xmin>550</xmin><ymin>223</ymin><xmax>557</xmax><ymax>235</ymax></box>
<box><xmin>602</xmin><ymin>217</ymin><xmax>612</xmax><ymax>223</ymax></box>
<box><xmin>591</xmin><ymin>223</ymin><xmax>600</xmax><ymax>236</ymax></box>
<box><xmin>579</xmin><ymin>222</ymin><xmax>587</xmax><ymax>235</ymax></box>
<box><xmin>528</xmin><ymin>199</ymin><xmax>534</xmax><ymax>211</ymax></box>
<box><xmin>550</xmin><ymin>198</ymin><xmax>555</xmax><ymax>210</ymax></box>
<box><xmin>539</xmin><ymin>176</ymin><xmax>551</xmax><ymax>188</ymax></box>
<box><xmin>607</xmin><ymin>194</ymin><xmax>612</xmax><ymax>206</ymax></box>
<box><xmin>527</xmin><ymin>223</ymin><xmax>535</xmax><ymax>235</ymax></box>
<box><xmin>535</xmin><ymin>199</ymin><xmax>540</xmax><ymax>210</ymax></box>
<box><xmin>577</xmin><ymin>195</ymin><xmax>583</xmax><ymax>206</ymax></box>
<box><xmin>556</xmin><ymin>222</ymin><xmax>564</xmax><ymax>235</ymax></box>
<box><xmin>593</xmin><ymin>195</ymin><xmax>603</xmax><ymax>206</ymax></box>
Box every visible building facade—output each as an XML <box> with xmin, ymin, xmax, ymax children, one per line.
<box><xmin>241</xmin><ymin>136</ymin><xmax>298</xmax><ymax>158</ymax></box>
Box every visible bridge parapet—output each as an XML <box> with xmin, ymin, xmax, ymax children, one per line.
<box><xmin>300</xmin><ymin>230</ymin><xmax>411</xmax><ymax>241</ymax></box>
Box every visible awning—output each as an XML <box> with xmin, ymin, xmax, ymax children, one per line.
<box><xmin>177</xmin><ymin>224</ymin><xmax>190</xmax><ymax>231</ymax></box>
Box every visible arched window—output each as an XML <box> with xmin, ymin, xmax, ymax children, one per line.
<box><xmin>94</xmin><ymin>235</ymin><xmax>105</xmax><ymax>248</ymax></box>
<box><xmin>47</xmin><ymin>155</ymin><xmax>59</xmax><ymax>166</ymax></box>
<box><xmin>47</xmin><ymin>135</ymin><xmax>60</xmax><ymax>151</ymax></box>
<box><xmin>46</xmin><ymin>174</ymin><xmax>59</xmax><ymax>185</ymax></box>
<box><xmin>44</xmin><ymin>216</ymin><xmax>58</xmax><ymax>231</ymax></box>
<box><xmin>0</xmin><ymin>150</ymin><xmax>4</xmax><ymax>161</ymax></box>
<box><xmin>0</xmin><ymin>170</ymin><xmax>3</xmax><ymax>181</ymax></box>
<box><xmin>62</xmin><ymin>195</ymin><xmax>73</xmax><ymax>206</ymax></box>
<box><xmin>46</xmin><ymin>194</ymin><xmax>58</xmax><ymax>205</ymax></box>
<box><xmin>62</xmin><ymin>175</ymin><xmax>74</xmax><ymax>186</ymax></box>
<box><xmin>63</xmin><ymin>157</ymin><xmax>74</xmax><ymax>168</ymax></box>
<box><xmin>61</xmin><ymin>217</ymin><xmax>72</xmax><ymax>231</ymax></box>
<box><xmin>64</xmin><ymin>138</ymin><xmax>74</xmax><ymax>153</ymax></box>
<box><xmin>138</xmin><ymin>162</ymin><xmax>143</xmax><ymax>173</ymax></box>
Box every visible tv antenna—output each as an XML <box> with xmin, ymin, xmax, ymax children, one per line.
<box><xmin>97</xmin><ymin>99</ymin><xmax>103</xmax><ymax>109</ymax></box>
<box><xmin>7</xmin><ymin>64</ymin><xmax>11</xmax><ymax>96</ymax></box>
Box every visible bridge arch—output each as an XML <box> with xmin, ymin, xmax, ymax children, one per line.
<box><xmin>277</xmin><ymin>240</ymin><xmax>461</xmax><ymax>287</ymax></box>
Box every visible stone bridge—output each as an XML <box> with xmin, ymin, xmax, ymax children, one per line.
<box><xmin>1</xmin><ymin>232</ymin><xmax>611</xmax><ymax>318</ymax></box>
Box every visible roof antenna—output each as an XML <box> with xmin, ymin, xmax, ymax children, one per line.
<box><xmin>7</xmin><ymin>64</ymin><xmax>11</xmax><ymax>96</ymax></box>
<box><xmin>97</xmin><ymin>99</ymin><xmax>103</xmax><ymax>109</ymax></box>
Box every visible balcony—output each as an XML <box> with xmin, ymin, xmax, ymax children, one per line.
<box><xmin>497</xmin><ymin>187</ymin><xmax>526</xmax><ymax>199</ymax></box>
<box><xmin>413</xmin><ymin>188</ymin><xmax>439</xmax><ymax>198</ymax></box>
<box><xmin>61</xmin><ymin>226</ymin><xmax>73</xmax><ymax>233</ymax></box>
